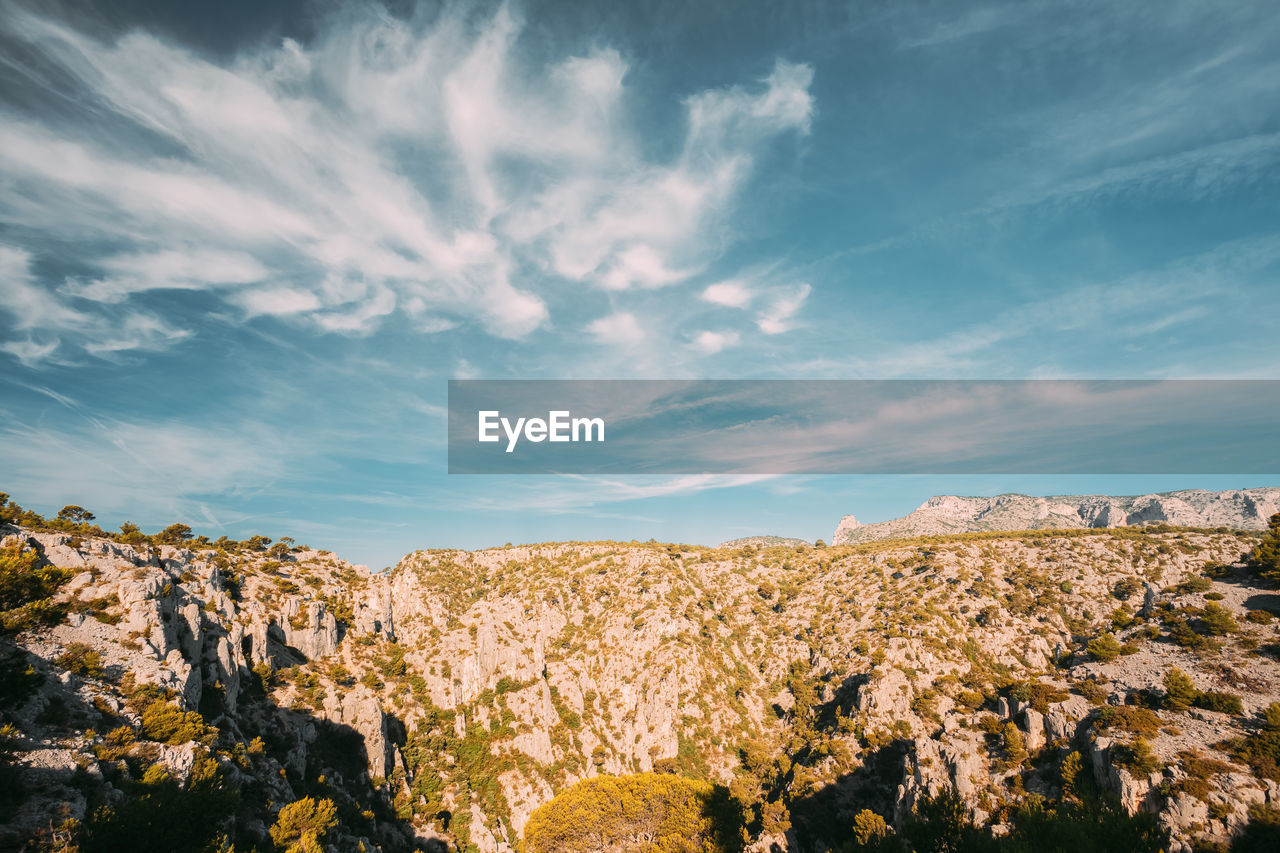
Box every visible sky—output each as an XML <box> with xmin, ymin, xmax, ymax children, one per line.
<box><xmin>0</xmin><ymin>0</ymin><xmax>1277</xmax><ymax>568</ymax></box>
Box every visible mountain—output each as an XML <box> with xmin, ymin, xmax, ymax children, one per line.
<box><xmin>833</xmin><ymin>488</ymin><xmax>1280</xmax><ymax>545</ymax></box>
<box><xmin>3</xmin><ymin>493</ymin><xmax>1280</xmax><ymax>853</ymax></box>
<box><xmin>719</xmin><ymin>536</ymin><xmax>811</xmax><ymax>548</ymax></box>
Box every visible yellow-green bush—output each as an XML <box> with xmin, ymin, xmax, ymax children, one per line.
<box><xmin>522</xmin><ymin>772</ymin><xmax>741</xmax><ymax>853</ymax></box>
<box><xmin>140</xmin><ymin>700</ymin><xmax>209</xmax><ymax>745</ymax></box>
<box><xmin>0</xmin><ymin>541</ymin><xmax>70</xmax><ymax>632</ymax></box>
<box><xmin>270</xmin><ymin>796</ymin><xmax>338</xmax><ymax>853</ymax></box>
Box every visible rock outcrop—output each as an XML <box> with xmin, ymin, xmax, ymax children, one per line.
<box><xmin>833</xmin><ymin>488</ymin><xmax>1280</xmax><ymax>544</ymax></box>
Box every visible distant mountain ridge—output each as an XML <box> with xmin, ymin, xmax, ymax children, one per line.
<box><xmin>719</xmin><ymin>535</ymin><xmax>810</xmax><ymax>548</ymax></box>
<box><xmin>833</xmin><ymin>487</ymin><xmax>1280</xmax><ymax>545</ymax></box>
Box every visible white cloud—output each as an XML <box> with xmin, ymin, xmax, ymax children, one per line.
<box><xmin>700</xmin><ymin>280</ymin><xmax>755</xmax><ymax>308</ymax></box>
<box><xmin>234</xmin><ymin>287</ymin><xmax>324</xmax><ymax>317</ymax></box>
<box><xmin>756</xmin><ymin>283</ymin><xmax>811</xmax><ymax>334</ymax></box>
<box><xmin>0</xmin><ymin>244</ymin><xmax>187</xmax><ymax>363</ymax></box>
<box><xmin>65</xmin><ymin>249</ymin><xmax>269</xmax><ymax>303</ymax></box>
<box><xmin>0</xmin><ymin>6</ymin><xmax>813</xmax><ymax>363</ymax></box>
<box><xmin>586</xmin><ymin>312</ymin><xmax>646</xmax><ymax>348</ymax></box>
<box><xmin>1</xmin><ymin>338</ymin><xmax>59</xmax><ymax>366</ymax></box>
<box><xmin>0</xmin><ymin>415</ymin><xmax>289</xmax><ymax>522</ymax></box>
<box><xmin>690</xmin><ymin>330</ymin><xmax>741</xmax><ymax>354</ymax></box>
<box><xmin>439</xmin><ymin>473</ymin><xmax>779</xmax><ymax>514</ymax></box>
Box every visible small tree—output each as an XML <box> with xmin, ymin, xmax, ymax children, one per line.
<box><xmin>270</xmin><ymin>797</ymin><xmax>337</xmax><ymax>853</ymax></box>
<box><xmin>1004</xmin><ymin>721</ymin><xmax>1028</xmax><ymax>764</ymax></box>
<box><xmin>1060</xmin><ymin>751</ymin><xmax>1084</xmax><ymax>798</ymax></box>
<box><xmin>1087</xmin><ymin>633</ymin><xmax>1123</xmax><ymax>662</ymax></box>
<box><xmin>56</xmin><ymin>505</ymin><xmax>95</xmax><ymax>524</ymax></box>
<box><xmin>1114</xmin><ymin>737</ymin><xmax>1161</xmax><ymax>775</ymax></box>
<box><xmin>1266</xmin><ymin>702</ymin><xmax>1280</xmax><ymax>732</ymax></box>
<box><xmin>118</xmin><ymin>522</ymin><xmax>149</xmax><ymax>548</ymax></box>
<box><xmin>1163</xmin><ymin>668</ymin><xmax>1198</xmax><ymax>712</ymax></box>
<box><xmin>850</xmin><ymin>809</ymin><xmax>891</xmax><ymax>850</ymax></box>
<box><xmin>0</xmin><ymin>541</ymin><xmax>70</xmax><ymax>632</ymax></box>
<box><xmin>1199</xmin><ymin>601</ymin><xmax>1239</xmax><ymax>636</ymax></box>
<box><xmin>154</xmin><ymin>524</ymin><xmax>194</xmax><ymax>545</ymax></box>
<box><xmin>1248</xmin><ymin>513</ymin><xmax>1280</xmax><ymax>582</ymax></box>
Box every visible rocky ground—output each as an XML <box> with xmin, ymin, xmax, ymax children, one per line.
<box><xmin>2</xmin><ymin>513</ymin><xmax>1280</xmax><ymax>852</ymax></box>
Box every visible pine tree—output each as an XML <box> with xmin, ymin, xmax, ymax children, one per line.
<box><xmin>1248</xmin><ymin>513</ymin><xmax>1280</xmax><ymax>582</ymax></box>
<box><xmin>1163</xmin><ymin>668</ymin><xmax>1198</xmax><ymax>712</ymax></box>
<box><xmin>1003</xmin><ymin>722</ymin><xmax>1027</xmax><ymax>764</ymax></box>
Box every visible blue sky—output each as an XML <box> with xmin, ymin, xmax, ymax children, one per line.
<box><xmin>1</xmin><ymin>0</ymin><xmax>1277</xmax><ymax>568</ymax></box>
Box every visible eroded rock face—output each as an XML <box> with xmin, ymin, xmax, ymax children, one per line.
<box><xmin>896</xmin><ymin>734</ymin><xmax>989</xmax><ymax>826</ymax></box>
<box><xmin>282</xmin><ymin>598</ymin><xmax>340</xmax><ymax>660</ymax></box>
<box><xmin>327</xmin><ymin>687</ymin><xmax>396</xmax><ymax>779</ymax></box>
<box><xmin>5</xmin><ymin>516</ymin><xmax>1280</xmax><ymax>853</ymax></box>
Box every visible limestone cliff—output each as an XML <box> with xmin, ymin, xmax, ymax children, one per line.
<box><xmin>834</xmin><ymin>488</ymin><xmax>1280</xmax><ymax>545</ymax></box>
<box><xmin>3</xmin><ymin>499</ymin><xmax>1280</xmax><ymax>852</ymax></box>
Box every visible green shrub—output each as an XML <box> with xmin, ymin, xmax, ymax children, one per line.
<box><xmin>0</xmin><ymin>651</ymin><xmax>43</xmax><ymax>710</ymax></box>
<box><xmin>153</xmin><ymin>524</ymin><xmax>194</xmax><ymax>546</ymax></box>
<box><xmin>1087</xmin><ymin>633</ymin><xmax>1123</xmax><ymax>662</ymax></box>
<box><xmin>0</xmin><ymin>542</ymin><xmax>70</xmax><ymax>632</ymax></box>
<box><xmin>1113</xmin><ymin>737</ymin><xmax>1161</xmax><ymax>775</ymax></box>
<box><xmin>1165</xmin><ymin>617</ymin><xmax>1214</xmax><ymax>650</ymax></box>
<box><xmin>1199</xmin><ymin>602</ymin><xmax>1239</xmax><ymax>636</ymax></box>
<box><xmin>1162</xmin><ymin>668</ymin><xmax>1197</xmax><ymax>712</ymax></box>
<box><xmin>1194</xmin><ymin>691</ymin><xmax>1243</xmax><ymax>715</ymax></box>
<box><xmin>1176</xmin><ymin>577</ymin><xmax>1213</xmax><ymax>595</ymax></box>
<box><xmin>140</xmin><ymin>701</ymin><xmax>209</xmax><ymax>745</ymax></box>
<box><xmin>78</xmin><ymin>751</ymin><xmax>236</xmax><ymax>852</ymax></box>
<box><xmin>55</xmin><ymin>642</ymin><xmax>106</xmax><ymax>678</ymax></box>
<box><xmin>1246</xmin><ymin>513</ymin><xmax>1280</xmax><ymax>582</ymax></box>
<box><xmin>850</xmin><ymin>809</ymin><xmax>891</xmax><ymax>850</ymax></box>
<box><xmin>1003</xmin><ymin>722</ymin><xmax>1027</xmax><ymax>764</ymax></box>
<box><xmin>1002</xmin><ymin>792</ymin><xmax>1167</xmax><ymax>852</ymax></box>
<box><xmin>522</xmin><ymin>773</ymin><xmax>742</xmax><ymax>853</ymax></box>
<box><xmin>1008</xmin><ymin>680</ymin><xmax>1069</xmax><ymax>713</ymax></box>
<box><xmin>1112</xmin><ymin>578</ymin><xmax>1143</xmax><ymax>600</ymax></box>
<box><xmin>270</xmin><ymin>796</ymin><xmax>338</xmax><ymax>853</ymax></box>
<box><xmin>1074</xmin><ymin>680</ymin><xmax>1108</xmax><ymax>705</ymax></box>
<box><xmin>1095</xmin><ymin>706</ymin><xmax>1160</xmax><ymax>736</ymax></box>
<box><xmin>1222</xmin><ymin>702</ymin><xmax>1280</xmax><ymax>782</ymax></box>
<box><xmin>892</xmin><ymin>789</ymin><xmax>1168</xmax><ymax>853</ymax></box>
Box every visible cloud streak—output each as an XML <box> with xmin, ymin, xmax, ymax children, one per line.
<box><xmin>0</xmin><ymin>4</ymin><xmax>813</xmax><ymax>363</ymax></box>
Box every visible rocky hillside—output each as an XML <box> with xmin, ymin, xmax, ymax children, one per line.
<box><xmin>834</xmin><ymin>488</ymin><xmax>1280</xmax><ymax>545</ymax></box>
<box><xmin>720</xmin><ymin>537</ymin><xmax>812</xmax><ymax>549</ymax></box>
<box><xmin>4</xmin><ymin>492</ymin><xmax>1280</xmax><ymax>853</ymax></box>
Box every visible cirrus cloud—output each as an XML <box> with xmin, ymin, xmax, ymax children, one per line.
<box><xmin>0</xmin><ymin>4</ymin><xmax>813</xmax><ymax>364</ymax></box>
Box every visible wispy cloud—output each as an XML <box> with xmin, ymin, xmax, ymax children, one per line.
<box><xmin>700</xmin><ymin>280</ymin><xmax>755</xmax><ymax>308</ymax></box>
<box><xmin>437</xmin><ymin>473</ymin><xmax>781</xmax><ymax>514</ymax></box>
<box><xmin>0</xmin><ymin>245</ymin><xmax>190</xmax><ymax>365</ymax></box>
<box><xmin>756</xmin><ymin>283</ymin><xmax>810</xmax><ymax>335</ymax></box>
<box><xmin>0</xmin><ymin>413</ymin><xmax>291</xmax><ymax>523</ymax></box>
<box><xmin>586</xmin><ymin>312</ymin><xmax>646</xmax><ymax>349</ymax></box>
<box><xmin>690</xmin><ymin>330</ymin><xmax>740</xmax><ymax>354</ymax></box>
<box><xmin>0</xmin><ymin>4</ymin><xmax>813</xmax><ymax>364</ymax></box>
<box><xmin>792</xmin><ymin>235</ymin><xmax>1280</xmax><ymax>378</ymax></box>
